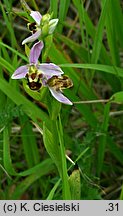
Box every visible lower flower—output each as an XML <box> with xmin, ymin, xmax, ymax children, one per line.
<box><xmin>11</xmin><ymin>41</ymin><xmax>73</xmax><ymax>105</ymax></box>
<box><xmin>46</xmin><ymin>75</ymin><xmax>73</xmax><ymax>105</ymax></box>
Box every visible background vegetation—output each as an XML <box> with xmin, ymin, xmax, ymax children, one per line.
<box><xmin>0</xmin><ymin>0</ymin><xmax>123</xmax><ymax>200</ymax></box>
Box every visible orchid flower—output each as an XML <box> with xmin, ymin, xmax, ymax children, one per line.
<box><xmin>22</xmin><ymin>11</ymin><xmax>58</xmax><ymax>45</ymax></box>
<box><xmin>11</xmin><ymin>41</ymin><xmax>73</xmax><ymax>105</ymax></box>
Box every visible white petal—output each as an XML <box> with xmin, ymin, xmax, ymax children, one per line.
<box><xmin>29</xmin><ymin>41</ymin><xmax>44</xmax><ymax>64</ymax></box>
<box><xmin>11</xmin><ymin>65</ymin><xmax>28</xmax><ymax>79</ymax></box>
<box><xmin>49</xmin><ymin>19</ymin><xmax>59</xmax><ymax>34</ymax></box>
<box><xmin>22</xmin><ymin>30</ymin><xmax>41</xmax><ymax>45</ymax></box>
<box><xmin>49</xmin><ymin>87</ymin><xmax>73</xmax><ymax>105</ymax></box>
<box><xmin>30</xmin><ymin>11</ymin><xmax>42</xmax><ymax>25</ymax></box>
<box><xmin>37</xmin><ymin>63</ymin><xmax>64</xmax><ymax>79</ymax></box>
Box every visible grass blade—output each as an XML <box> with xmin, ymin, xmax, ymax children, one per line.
<box><xmin>3</xmin><ymin>126</ymin><xmax>17</xmax><ymax>175</ymax></box>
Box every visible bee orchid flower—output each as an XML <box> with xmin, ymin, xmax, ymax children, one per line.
<box><xmin>22</xmin><ymin>11</ymin><xmax>59</xmax><ymax>45</ymax></box>
<box><xmin>11</xmin><ymin>41</ymin><xmax>73</xmax><ymax>105</ymax></box>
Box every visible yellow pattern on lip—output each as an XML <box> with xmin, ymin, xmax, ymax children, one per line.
<box><xmin>47</xmin><ymin>75</ymin><xmax>73</xmax><ymax>91</ymax></box>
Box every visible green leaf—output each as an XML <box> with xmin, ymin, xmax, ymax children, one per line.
<box><xmin>59</xmin><ymin>63</ymin><xmax>123</xmax><ymax>78</ymax></box>
<box><xmin>0</xmin><ymin>42</ymin><xmax>28</xmax><ymax>62</ymax></box>
<box><xmin>10</xmin><ymin>159</ymin><xmax>54</xmax><ymax>199</ymax></box>
<box><xmin>120</xmin><ymin>185</ymin><xmax>123</xmax><ymax>200</ymax></box>
<box><xmin>43</xmin><ymin>122</ymin><xmax>62</xmax><ymax>175</ymax></box>
<box><xmin>19</xmin><ymin>159</ymin><xmax>53</xmax><ymax>177</ymax></box>
<box><xmin>3</xmin><ymin>127</ymin><xmax>17</xmax><ymax>175</ymax></box>
<box><xmin>110</xmin><ymin>91</ymin><xmax>123</xmax><ymax>103</ymax></box>
<box><xmin>105</xmin><ymin>0</ymin><xmax>120</xmax><ymax>66</ymax></box>
<box><xmin>50</xmin><ymin>0</ymin><xmax>58</xmax><ymax>18</ymax></box>
<box><xmin>0</xmin><ymin>3</ymin><xmax>17</xmax><ymax>47</ymax></box>
<box><xmin>91</xmin><ymin>0</ymin><xmax>109</xmax><ymax>64</ymax></box>
<box><xmin>46</xmin><ymin>179</ymin><xmax>61</xmax><ymax>200</ymax></box>
<box><xmin>110</xmin><ymin>0</ymin><xmax>123</xmax><ymax>49</ymax></box>
<box><xmin>20</xmin><ymin>115</ymin><xmax>40</xmax><ymax>168</ymax></box>
<box><xmin>57</xmin><ymin>0</ymin><xmax>70</xmax><ymax>33</ymax></box>
<box><xmin>25</xmin><ymin>44</ymin><xmax>30</xmax><ymax>58</ymax></box>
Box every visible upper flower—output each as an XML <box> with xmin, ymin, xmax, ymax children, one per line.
<box><xmin>11</xmin><ymin>41</ymin><xmax>73</xmax><ymax>105</ymax></box>
<box><xmin>22</xmin><ymin>11</ymin><xmax>59</xmax><ymax>45</ymax></box>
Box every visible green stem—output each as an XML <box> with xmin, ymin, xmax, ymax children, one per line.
<box><xmin>57</xmin><ymin>115</ymin><xmax>71</xmax><ymax>199</ymax></box>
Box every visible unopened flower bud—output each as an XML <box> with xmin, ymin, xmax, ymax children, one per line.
<box><xmin>49</xmin><ymin>19</ymin><xmax>59</xmax><ymax>34</ymax></box>
<box><xmin>41</xmin><ymin>14</ymin><xmax>51</xmax><ymax>25</ymax></box>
